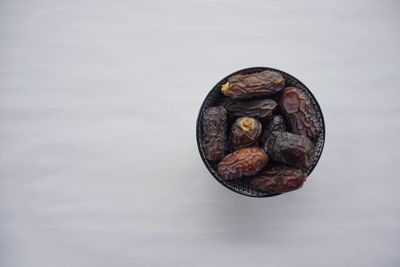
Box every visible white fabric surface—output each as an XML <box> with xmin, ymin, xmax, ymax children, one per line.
<box><xmin>1</xmin><ymin>0</ymin><xmax>399</xmax><ymax>266</ymax></box>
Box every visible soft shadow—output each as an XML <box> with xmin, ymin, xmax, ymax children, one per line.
<box><xmin>202</xmin><ymin>182</ymin><xmax>314</xmax><ymax>242</ymax></box>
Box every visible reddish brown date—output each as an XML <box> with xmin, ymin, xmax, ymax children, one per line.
<box><xmin>250</xmin><ymin>166</ymin><xmax>306</xmax><ymax>194</ymax></box>
<box><xmin>201</xmin><ymin>106</ymin><xmax>227</xmax><ymax>161</ymax></box>
<box><xmin>221</xmin><ymin>71</ymin><xmax>285</xmax><ymax>99</ymax></box>
<box><xmin>231</xmin><ymin>117</ymin><xmax>262</xmax><ymax>150</ymax></box>
<box><xmin>218</xmin><ymin>147</ymin><xmax>268</xmax><ymax>180</ymax></box>
<box><xmin>224</xmin><ymin>99</ymin><xmax>277</xmax><ymax>120</ymax></box>
<box><xmin>280</xmin><ymin>87</ymin><xmax>320</xmax><ymax>138</ymax></box>
<box><xmin>261</xmin><ymin>115</ymin><xmax>286</xmax><ymax>144</ymax></box>
<box><xmin>265</xmin><ymin>131</ymin><xmax>314</xmax><ymax>167</ymax></box>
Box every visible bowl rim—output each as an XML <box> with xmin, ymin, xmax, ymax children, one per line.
<box><xmin>196</xmin><ymin>66</ymin><xmax>326</xmax><ymax>198</ymax></box>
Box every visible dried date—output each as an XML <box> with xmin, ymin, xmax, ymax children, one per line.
<box><xmin>218</xmin><ymin>147</ymin><xmax>268</xmax><ymax>180</ymax></box>
<box><xmin>261</xmin><ymin>115</ymin><xmax>286</xmax><ymax>144</ymax></box>
<box><xmin>265</xmin><ymin>131</ymin><xmax>314</xmax><ymax>167</ymax></box>
<box><xmin>280</xmin><ymin>87</ymin><xmax>320</xmax><ymax>138</ymax></box>
<box><xmin>221</xmin><ymin>71</ymin><xmax>285</xmax><ymax>99</ymax></box>
<box><xmin>201</xmin><ymin>106</ymin><xmax>227</xmax><ymax>161</ymax></box>
<box><xmin>250</xmin><ymin>166</ymin><xmax>306</xmax><ymax>194</ymax></box>
<box><xmin>224</xmin><ymin>98</ymin><xmax>278</xmax><ymax>120</ymax></box>
<box><xmin>231</xmin><ymin>117</ymin><xmax>262</xmax><ymax>150</ymax></box>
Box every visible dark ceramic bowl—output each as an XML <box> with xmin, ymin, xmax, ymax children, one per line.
<box><xmin>196</xmin><ymin>67</ymin><xmax>325</xmax><ymax>197</ymax></box>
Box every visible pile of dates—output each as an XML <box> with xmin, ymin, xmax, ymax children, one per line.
<box><xmin>201</xmin><ymin>70</ymin><xmax>320</xmax><ymax>195</ymax></box>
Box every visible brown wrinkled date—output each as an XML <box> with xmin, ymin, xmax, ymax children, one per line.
<box><xmin>231</xmin><ymin>117</ymin><xmax>262</xmax><ymax>150</ymax></box>
<box><xmin>218</xmin><ymin>147</ymin><xmax>268</xmax><ymax>180</ymax></box>
<box><xmin>201</xmin><ymin>106</ymin><xmax>227</xmax><ymax>161</ymax></box>
<box><xmin>261</xmin><ymin>115</ymin><xmax>286</xmax><ymax>144</ymax></box>
<box><xmin>250</xmin><ymin>166</ymin><xmax>306</xmax><ymax>194</ymax></box>
<box><xmin>224</xmin><ymin>99</ymin><xmax>278</xmax><ymax>120</ymax></box>
<box><xmin>221</xmin><ymin>71</ymin><xmax>285</xmax><ymax>99</ymax></box>
<box><xmin>265</xmin><ymin>131</ymin><xmax>314</xmax><ymax>167</ymax></box>
<box><xmin>280</xmin><ymin>87</ymin><xmax>320</xmax><ymax>138</ymax></box>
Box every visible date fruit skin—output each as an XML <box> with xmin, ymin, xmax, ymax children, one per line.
<box><xmin>267</xmin><ymin>115</ymin><xmax>287</xmax><ymax>133</ymax></box>
<box><xmin>218</xmin><ymin>147</ymin><xmax>268</xmax><ymax>180</ymax></box>
<box><xmin>250</xmin><ymin>166</ymin><xmax>306</xmax><ymax>194</ymax></box>
<box><xmin>261</xmin><ymin>115</ymin><xmax>286</xmax><ymax>144</ymax></box>
<box><xmin>201</xmin><ymin>106</ymin><xmax>227</xmax><ymax>161</ymax></box>
<box><xmin>231</xmin><ymin>117</ymin><xmax>262</xmax><ymax>150</ymax></box>
<box><xmin>265</xmin><ymin>131</ymin><xmax>314</xmax><ymax>167</ymax></box>
<box><xmin>280</xmin><ymin>87</ymin><xmax>320</xmax><ymax>138</ymax></box>
<box><xmin>221</xmin><ymin>71</ymin><xmax>285</xmax><ymax>99</ymax></box>
<box><xmin>224</xmin><ymin>98</ymin><xmax>278</xmax><ymax>120</ymax></box>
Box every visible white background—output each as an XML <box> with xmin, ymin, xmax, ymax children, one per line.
<box><xmin>1</xmin><ymin>0</ymin><xmax>399</xmax><ymax>266</ymax></box>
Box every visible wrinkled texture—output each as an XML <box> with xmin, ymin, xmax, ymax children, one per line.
<box><xmin>201</xmin><ymin>106</ymin><xmax>227</xmax><ymax>161</ymax></box>
<box><xmin>250</xmin><ymin>166</ymin><xmax>306</xmax><ymax>194</ymax></box>
<box><xmin>221</xmin><ymin>71</ymin><xmax>285</xmax><ymax>99</ymax></box>
<box><xmin>218</xmin><ymin>147</ymin><xmax>268</xmax><ymax>180</ymax></box>
<box><xmin>224</xmin><ymin>98</ymin><xmax>278</xmax><ymax>120</ymax></box>
<box><xmin>265</xmin><ymin>131</ymin><xmax>314</xmax><ymax>167</ymax></box>
<box><xmin>231</xmin><ymin>117</ymin><xmax>262</xmax><ymax>150</ymax></box>
<box><xmin>280</xmin><ymin>87</ymin><xmax>320</xmax><ymax>138</ymax></box>
<box><xmin>261</xmin><ymin>115</ymin><xmax>287</xmax><ymax>144</ymax></box>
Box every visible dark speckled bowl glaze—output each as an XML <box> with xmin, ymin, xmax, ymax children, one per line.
<box><xmin>196</xmin><ymin>67</ymin><xmax>325</xmax><ymax>197</ymax></box>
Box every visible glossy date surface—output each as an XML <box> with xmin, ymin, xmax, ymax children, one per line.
<box><xmin>221</xmin><ymin>71</ymin><xmax>285</xmax><ymax>99</ymax></box>
<box><xmin>250</xmin><ymin>166</ymin><xmax>306</xmax><ymax>194</ymax></box>
<box><xmin>264</xmin><ymin>131</ymin><xmax>314</xmax><ymax>167</ymax></box>
<box><xmin>231</xmin><ymin>117</ymin><xmax>262</xmax><ymax>150</ymax></box>
<box><xmin>218</xmin><ymin>147</ymin><xmax>268</xmax><ymax>180</ymax></box>
<box><xmin>224</xmin><ymin>98</ymin><xmax>277</xmax><ymax>120</ymax></box>
<box><xmin>280</xmin><ymin>87</ymin><xmax>320</xmax><ymax>138</ymax></box>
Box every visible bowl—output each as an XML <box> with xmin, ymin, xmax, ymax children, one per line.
<box><xmin>196</xmin><ymin>67</ymin><xmax>325</xmax><ymax>197</ymax></box>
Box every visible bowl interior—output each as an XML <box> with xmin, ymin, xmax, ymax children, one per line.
<box><xmin>196</xmin><ymin>67</ymin><xmax>325</xmax><ymax>197</ymax></box>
